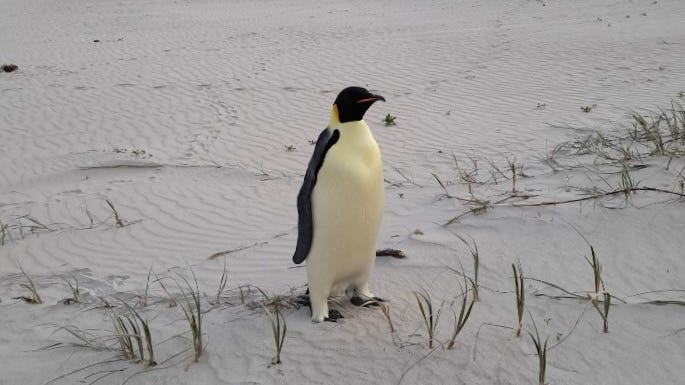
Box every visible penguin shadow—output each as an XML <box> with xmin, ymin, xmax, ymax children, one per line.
<box><xmin>295</xmin><ymin>287</ymin><xmax>385</xmax><ymax>322</ymax></box>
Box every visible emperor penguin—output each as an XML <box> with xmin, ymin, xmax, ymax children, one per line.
<box><xmin>293</xmin><ymin>86</ymin><xmax>386</xmax><ymax>323</ymax></box>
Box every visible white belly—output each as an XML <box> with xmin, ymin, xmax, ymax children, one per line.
<box><xmin>307</xmin><ymin>121</ymin><xmax>384</xmax><ymax>297</ymax></box>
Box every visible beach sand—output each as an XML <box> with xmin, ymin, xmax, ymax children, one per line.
<box><xmin>1</xmin><ymin>0</ymin><xmax>685</xmax><ymax>384</ymax></box>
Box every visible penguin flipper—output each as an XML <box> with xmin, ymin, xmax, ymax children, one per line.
<box><xmin>292</xmin><ymin>127</ymin><xmax>340</xmax><ymax>264</ymax></box>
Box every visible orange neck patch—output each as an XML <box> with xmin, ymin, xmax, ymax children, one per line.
<box><xmin>329</xmin><ymin>104</ymin><xmax>341</xmax><ymax>126</ymax></box>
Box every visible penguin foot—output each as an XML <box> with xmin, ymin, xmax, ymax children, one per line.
<box><xmin>295</xmin><ymin>294</ymin><xmax>311</xmax><ymax>307</ymax></box>
<box><xmin>324</xmin><ymin>309</ymin><xmax>344</xmax><ymax>322</ymax></box>
<box><xmin>351</xmin><ymin>296</ymin><xmax>384</xmax><ymax>307</ymax></box>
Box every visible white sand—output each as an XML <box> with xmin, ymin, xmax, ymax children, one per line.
<box><xmin>2</xmin><ymin>0</ymin><xmax>685</xmax><ymax>384</ymax></box>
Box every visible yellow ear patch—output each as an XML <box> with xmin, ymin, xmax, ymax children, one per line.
<box><xmin>330</xmin><ymin>103</ymin><xmax>341</xmax><ymax>126</ymax></box>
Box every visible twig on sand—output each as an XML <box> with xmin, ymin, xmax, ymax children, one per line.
<box><xmin>444</xmin><ymin>186</ymin><xmax>685</xmax><ymax>225</ymax></box>
<box><xmin>376</xmin><ymin>248</ymin><xmax>406</xmax><ymax>258</ymax></box>
<box><xmin>208</xmin><ymin>241</ymin><xmax>267</xmax><ymax>260</ymax></box>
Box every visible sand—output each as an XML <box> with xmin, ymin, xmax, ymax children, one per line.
<box><xmin>1</xmin><ymin>0</ymin><xmax>685</xmax><ymax>384</ymax></box>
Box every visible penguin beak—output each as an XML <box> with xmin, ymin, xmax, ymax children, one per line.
<box><xmin>356</xmin><ymin>94</ymin><xmax>385</xmax><ymax>104</ymax></box>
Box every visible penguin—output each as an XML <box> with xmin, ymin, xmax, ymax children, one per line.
<box><xmin>293</xmin><ymin>86</ymin><xmax>386</xmax><ymax>323</ymax></box>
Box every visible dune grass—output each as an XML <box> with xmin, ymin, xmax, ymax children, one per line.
<box><xmin>527</xmin><ymin>314</ymin><xmax>549</xmax><ymax>385</ymax></box>
<box><xmin>177</xmin><ymin>271</ymin><xmax>203</xmax><ymax>362</ymax></box>
<box><xmin>105</xmin><ymin>199</ymin><xmax>125</xmax><ymax>228</ymax></box>
<box><xmin>414</xmin><ymin>289</ymin><xmax>442</xmax><ymax>349</ymax></box>
<box><xmin>121</xmin><ymin>301</ymin><xmax>156</xmax><ymax>366</ymax></box>
<box><xmin>592</xmin><ymin>292</ymin><xmax>611</xmax><ymax>333</ymax></box>
<box><xmin>62</xmin><ymin>276</ymin><xmax>80</xmax><ymax>304</ymax></box>
<box><xmin>16</xmin><ymin>264</ymin><xmax>42</xmax><ymax>304</ymax></box>
<box><xmin>0</xmin><ymin>218</ymin><xmax>8</xmax><ymax>246</ymax></box>
<box><xmin>454</xmin><ymin>234</ymin><xmax>480</xmax><ymax>302</ymax></box>
<box><xmin>214</xmin><ymin>258</ymin><xmax>229</xmax><ymax>306</ymax></box>
<box><xmin>585</xmin><ymin>246</ymin><xmax>604</xmax><ymax>300</ymax></box>
<box><xmin>512</xmin><ymin>263</ymin><xmax>525</xmax><ymax>337</ymax></box>
<box><xmin>111</xmin><ymin>313</ymin><xmax>136</xmax><ymax>360</ymax></box>
<box><xmin>155</xmin><ymin>269</ymin><xmax>203</xmax><ymax>362</ymax></box>
<box><xmin>263</xmin><ymin>302</ymin><xmax>287</xmax><ymax>365</ymax></box>
<box><xmin>379</xmin><ymin>303</ymin><xmax>396</xmax><ymax>333</ymax></box>
<box><xmin>446</xmin><ymin>277</ymin><xmax>476</xmax><ymax>350</ymax></box>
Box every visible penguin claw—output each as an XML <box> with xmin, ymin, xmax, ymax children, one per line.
<box><xmin>351</xmin><ymin>296</ymin><xmax>384</xmax><ymax>307</ymax></box>
<box><xmin>295</xmin><ymin>294</ymin><xmax>311</xmax><ymax>307</ymax></box>
<box><xmin>325</xmin><ymin>309</ymin><xmax>344</xmax><ymax>322</ymax></box>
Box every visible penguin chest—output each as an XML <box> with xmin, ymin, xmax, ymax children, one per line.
<box><xmin>308</xmin><ymin>124</ymin><xmax>384</xmax><ymax>286</ymax></box>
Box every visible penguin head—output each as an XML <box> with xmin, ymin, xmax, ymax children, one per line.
<box><xmin>332</xmin><ymin>86</ymin><xmax>385</xmax><ymax>124</ymax></box>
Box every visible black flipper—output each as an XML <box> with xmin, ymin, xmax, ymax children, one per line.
<box><xmin>292</xmin><ymin>127</ymin><xmax>340</xmax><ymax>264</ymax></box>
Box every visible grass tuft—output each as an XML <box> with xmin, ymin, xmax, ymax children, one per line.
<box><xmin>446</xmin><ymin>277</ymin><xmax>476</xmax><ymax>350</ymax></box>
<box><xmin>263</xmin><ymin>302</ymin><xmax>287</xmax><ymax>365</ymax></box>
<box><xmin>0</xmin><ymin>218</ymin><xmax>8</xmax><ymax>245</ymax></box>
<box><xmin>414</xmin><ymin>289</ymin><xmax>442</xmax><ymax>349</ymax></box>
<box><xmin>62</xmin><ymin>276</ymin><xmax>80</xmax><ymax>304</ymax></box>
<box><xmin>156</xmin><ymin>269</ymin><xmax>203</xmax><ymax>361</ymax></box>
<box><xmin>178</xmin><ymin>270</ymin><xmax>204</xmax><ymax>362</ymax></box>
<box><xmin>379</xmin><ymin>303</ymin><xmax>395</xmax><ymax>333</ymax></box>
<box><xmin>383</xmin><ymin>113</ymin><xmax>397</xmax><ymax>126</ymax></box>
<box><xmin>527</xmin><ymin>314</ymin><xmax>549</xmax><ymax>385</ymax></box>
<box><xmin>455</xmin><ymin>234</ymin><xmax>480</xmax><ymax>302</ymax></box>
<box><xmin>213</xmin><ymin>258</ymin><xmax>229</xmax><ymax>306</ymax></box>
<box><xmin>105</xmin><ymin>199</ymin><xmax>125</xmax><ymax>227</ymax></box>
<box><xmin>592</xmin><ymin>292</ymin><xmax>611</xmax><ymax>333</ymax></box>
<box><xmin>585</xmin><ymin>246</ymin><xmax>604</xmax><ymax>300</ymax></box>
<box><xmin>15</xmin><ymin>264</ymin><xmax>42</xmax><ymax>304</ymax></box>
<box><xmin>513</xmin><ymin>262</ymin><xmax>524</xmax><ymax>337</ymax></box>
<box><xmin>121</xmin><ymin>302</ymin><xmax>156</xmax><ymax>366</ymax></box>
<box><xmin>111</xmin><ymin>313</ymin><xmax>136</xmax><ymax>360</ymax></box>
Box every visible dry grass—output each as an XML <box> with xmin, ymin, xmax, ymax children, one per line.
<box><xmin>263</xmin><ymin>302</ymin><xmax>287</xmax><ymax>365</ymax></box>
<box><xmin>14</xmin><ymin>265</ymin><xmax>42</xmax><ymax>304</ymax></box>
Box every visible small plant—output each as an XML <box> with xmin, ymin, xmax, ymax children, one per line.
<box><xmin>379</xmin><ymin>303</ymin><xmax>395</xmax><ymax>333</ymax></box>
<box><xmin>177</xmin><ymin>271</ymin><xmax>204</xmax><ymax>362</ymax></box>
<box><xmin>513</xmin><ymin>263</ymin><xmax>524</xmax><ymax>337</ymax></box>
<box><xmin>452</xmin><ymin>233</ymin><xmax>480</xmax><ymax>301</ymax></box>
<box><xmin>618</xmin><ymin>163</ymin><xmax>639</xmax><ymax>194</ymax></box>
<box><xmin>121</xmin><ymin>302</ymin><xmax>156</xmax><ymax>366</ymax></box>
<box><xmin>111</xmin><ymin>313</ymin><xmax>136</xmax><ymax>360</ymax></box>
<box><xmin>585</xmin><ymin>246</ymin><xmax>604</xmax><ymax>300</ymax></box>
<box><xmin>414</xmin><ymin>289</ymin><xmax>442</xmax><ymax>349</ymax></box>
<box><xmin>446</xmin><ymin>277</ymin><xmax>476</xmax><ymax>350</ymax></box>
<box><xmin>383</xmin><ymin>113</ymin><xmax>397</xmax><ymax>126</ymax></box>
<box><xmin>239</xmin><ymin>284</ymin><xmax>251</xmax><ymax>304</ymax></box>
<box><xmin>0</xmin><ymin>218</ymin><xmax>8</xmax><ymax>245</ymax></box>
<box><xmin>156</xmin><ymin>270</ymin><xmax>203</xmax><ymax>361</ymax></box>
<box><xmin>105</xmin><ymin>199</ymin><xmax>125</xmax><ymax>227</ymax></box>
<box><xmin>264</xmin><ymin>302</ymin><xmax>287</xmax><ymax>365</ymax></box>
<box><xmin>528</xmin><ymin>315</ymin><xmax>549</xmax><ymax>385</ymax></box>
<box><xmin>592</xmin><ymin>292</ymin><xmax>611</xmax><ymax>333</ymax></box>
<box><xmin>213</xmin><ymin>258</ymin><xmax>229</xmax><ymax>306</ymax></box>
<box><xmin>508</xmin><ymin>158</ymin><xmax>517</xmax><ymax>193</ymax></box>
<box><xmin>284</xmin><ymin>144</ymin><xmax>296</xmax><ymax>152</ymax></box>
<box><xmin>62</xmin><ymin>276</ymin><xmax>80</xmax><ymax>304</ymax></box>
<box><xmin>581</xmin><ymin>105</ymin><xmax>593</xmax><ymax>113</ymax></box>
<box><xmin>15</xmin><ymin>265</ymin><xmax>42</xmax><ymax>304</ymax></box>
<box><xmin>140</xmin><ymin>266</ymin><xmax>152</xmax><ymax>307</ymax></box>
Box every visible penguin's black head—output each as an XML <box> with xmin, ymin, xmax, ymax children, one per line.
<box><xmin>333</xmin><ymin>86</ymin><xmax>385</xmax><ymax>123</ymax></box>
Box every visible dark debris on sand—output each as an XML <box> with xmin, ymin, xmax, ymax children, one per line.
<box><xmin>376</xmin><ymin>248</ymin><xmax>406</xmax><ymax>258</ymax></box>
<box><xmin>1</xmin><ymin>64</ymin><xmax>18</xmax><ymax>72</ymax></box>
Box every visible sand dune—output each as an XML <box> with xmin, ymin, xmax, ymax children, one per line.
<box><xmin>2</xmin><ymin>0</ymin><xmax>685</xmax><ymax>384</ymax></box>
